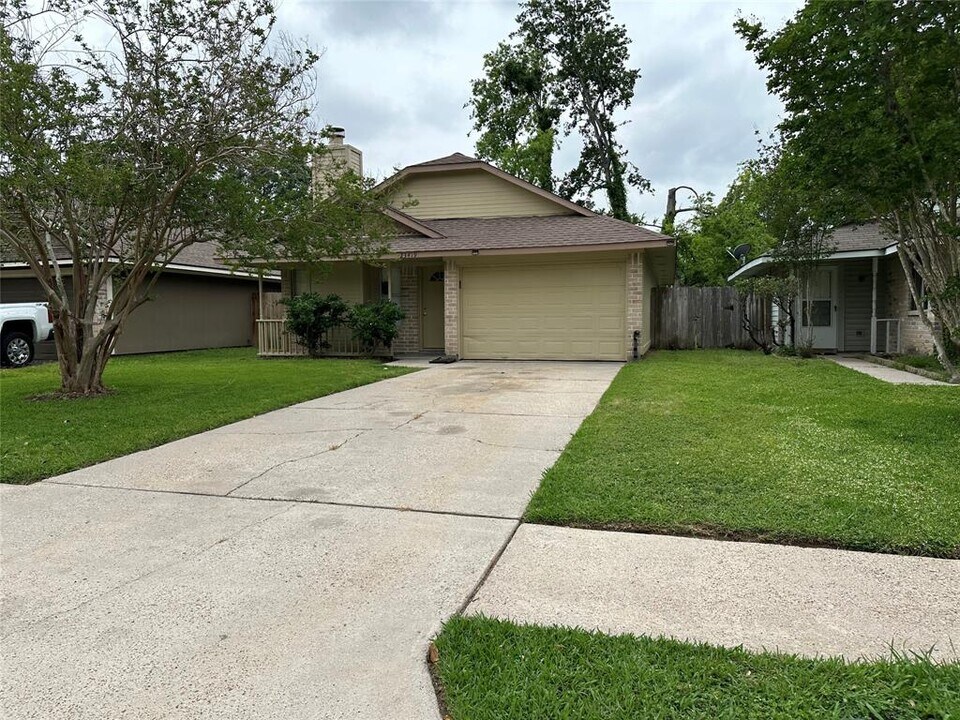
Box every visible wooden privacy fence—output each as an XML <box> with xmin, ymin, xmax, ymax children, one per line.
<box><xmin>652</xmin><ymin>286</ymin><xmax>771</xmax><ymax>350</ymax></box>
<box><xmin>253</xmin><ymin>291</ymin><xmax>285</xmax><ymax>320</ymax></box>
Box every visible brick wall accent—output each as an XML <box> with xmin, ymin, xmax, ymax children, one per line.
<box><xmin>394</xmin><ymin>265</ymin><xmax>421</xmax><ymax>353</ymax></box>
<box><xmin>443</xmin><ymin>260</ymin><xmax>460</xmax><ymax>357</ymax></box>
<box><xmin>881</xmin><ymin>256</ymin><xmax>936</xmax><ymax>354</ymax></box>
<box><xmin>626</xmin><ymin>252</ymin><xmax>644</xmax><ymax>359</ymax></box>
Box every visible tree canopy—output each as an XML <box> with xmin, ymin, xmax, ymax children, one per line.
<box><xmin>468</xmin><ymin>0</ymin><xmax>649</xmax><ymax>220</ymax></box>
<box><xmin>675</xmin><ymin>164</ymin><xmax>776</xmax><ymax>286</ymax></box>
<box><xmin>0</xmin><ymin>0</ymin><xmax>389</xmax><ymax>394</ymax></box>
<box><xmin>736</xmin><ymin>0</ymin><xmax>960</xmax><ymax>377</ymax></box>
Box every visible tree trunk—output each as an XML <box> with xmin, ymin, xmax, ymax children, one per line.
<box><xmin>889</xmin><ymin>213</ymin><xmax>960</xmax><ymax>382</ymax></box>
<box><xmin>897</xmin><ymin>248</ymin><xmax>959</xmax><ymax>382</ymax></box>
<box><xmin>52</xmin><ymin>313</ymin><xmax>116</xmax><ymax>394</ymax></box>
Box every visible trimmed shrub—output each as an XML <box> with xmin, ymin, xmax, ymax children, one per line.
<box><xmin>281</xmin><ymin>293</ymin><xmax>349</xmax><ymax>356</ymax></box>
<box><xmin>348</xmin><ymin>300</ymin><xmax>405</xmax><ymax>355</ymax></box>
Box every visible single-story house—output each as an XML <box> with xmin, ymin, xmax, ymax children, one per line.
<box><xmin>728</xmin><ymin>222</ymin><xmax>936</xmax><ymax>354</ymax></box>
<box><xmin>260</xmin><ymin>139</ymin><xmax>676</xmax><ymax>362</ymax></box>
<box><xmin>0</xmin><ymin>242</ymin><xmax>280</xmax><ymax>361</ymax></box>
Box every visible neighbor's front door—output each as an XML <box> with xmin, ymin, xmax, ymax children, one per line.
<box><xmin>420</xmin><ymin>266</ymin><xmax>445</xmax><ymax>350</ymax></box>
<box><xmin>798</xmin><ymin>267</ymin><xmax>838</xmax><ymax>350</ymax></box>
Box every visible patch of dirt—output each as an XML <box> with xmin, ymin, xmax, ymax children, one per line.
<box><xmin>28</xmin><ymin>387</ymin><xmax>117</xmax><ymax>401</ymax></box>
<box><xmin>426</xmin><ymin>642</ymin><xmax>453</xmax><ymax>720</ymax></box>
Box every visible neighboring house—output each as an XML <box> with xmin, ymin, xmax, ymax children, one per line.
<box><xmin>0</xmin><ymin>242</ymin><xmax>280</xmax><ymax>361</ymax></box>
<box><xmin>259</xmin><ymin>139</ymin><xmax>676</xmax><ymax>362</ymax></box>
<box><xmin>728</xmin><ymin>222</ymin><xmax>936</xmax><ymax>355</ymax></box>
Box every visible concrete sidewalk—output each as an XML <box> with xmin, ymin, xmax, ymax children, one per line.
<box><xmin>829</xmin><ymin>355</ymin><xmax>952</xmax><ymax>385</ymax></box>
<box><xmin>466</xmin><ymin>524</ymin><xmax>960</xmax><ymax>661</ymax></box>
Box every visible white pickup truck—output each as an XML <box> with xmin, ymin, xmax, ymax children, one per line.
<box><xmin>0</xmin><ymin>303</ymin><xmax>54</xmax><ymax>367</ymax></box>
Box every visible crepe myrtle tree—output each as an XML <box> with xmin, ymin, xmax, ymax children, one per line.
<box><xmin>738</xmin><ymin>0</ymin><xmax>960</xmax><ymax>380</ymax></box>
<box><xmin>0</xmin><ymin>0</ymin><xmax>390</xmax><ymax>395</ymax></box>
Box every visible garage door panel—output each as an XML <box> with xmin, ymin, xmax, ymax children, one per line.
<box><xmin>461</xmin><ymin>262</ymin><xmax>626</xmax><ymax>361</ymax></box>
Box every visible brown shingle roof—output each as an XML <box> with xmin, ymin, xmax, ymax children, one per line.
<box><xmin>1</xmin><ymin>238</ymin><xmax>273</xmax><ymax>277</ymax></box>
<box><xmin>167</xmin><ymin>242</ymin><xmax>233</xmax><ymax>270</ymax></box>
<box><xmin>386</xmin><ymin>214</ymin><xmax>672</xmax><ymax>254</ymax></box>
<box><xmin>1</xmin><ymin>238</ymin><xmax>72</xmax><ymax>264</ymax></box>
<box><xmin>826</xmin><ymin>222</ymin><xmax>896</xmax><ymax>252</ymax></box>
<box><xmin>408</xmin><ymin>152</ymin><xmax>478</xmax><ymax>167</ymax></box>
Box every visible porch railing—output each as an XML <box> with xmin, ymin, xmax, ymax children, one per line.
<box><xmin>256</xmin><ymin>319</ymin><xmax>384</xmax><ymax>357</ymax></box>
<box><xmin>257</xmin><ymin>319</ymin><xmax>306</xmax><ymax>357</ymax></box>
<box><xmin>873</xmin><ymin>318</ymin><xmax>902</xmax><ymax>355</ymax></box>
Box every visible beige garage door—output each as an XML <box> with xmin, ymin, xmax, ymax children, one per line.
<box><xmin>460</xmin><ymin>262</ymin><xmax>626</xmax><ymax>360</ymax></box>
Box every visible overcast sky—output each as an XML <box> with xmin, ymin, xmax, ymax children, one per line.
<box><xmin>275</xmin><ymin>0</ymin><xmax>802</xmax><ymax>223</ymax></box>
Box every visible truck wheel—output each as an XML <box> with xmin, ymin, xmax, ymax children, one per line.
<box><xmin>2</xmin><ymin>332</ymin><xmax>34</xmax><ymax>368</ymax></box>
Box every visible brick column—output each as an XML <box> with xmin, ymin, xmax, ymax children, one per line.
<box><xmin>394</xmin><ymin>265</ymin><xmax>420</xmax><ymax>353</ymax></box>
<box><xmin>626</xmin><ymin>252</ymin><xmax>644</xmax><ymax>360</ymax></box>
<box><xmin>443</xmin><ymin>260</ymin><xmax>460</xmax><ymax>357</ymax></box>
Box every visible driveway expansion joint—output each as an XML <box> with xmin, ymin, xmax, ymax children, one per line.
<box><xmin>11</xmin><ymin>361</ymin><xmax>623</xmax><ymax>718</ymax></box>
<box><xmin>455</xmin><ymin>520</ymin><xmax>524</xmax><ymax>616</ymax></box>
<box><xmin>43</xmin><ymin>479</ymin><xmax>522</xmax><ymax>522</ymax></box>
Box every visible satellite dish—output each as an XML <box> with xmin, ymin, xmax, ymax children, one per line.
<box><xmin>726</xmin><ymin>243</ymin><xmax>752</xmax><ymax>266</ymax></box>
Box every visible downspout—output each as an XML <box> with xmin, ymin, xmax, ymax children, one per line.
<box><xmin>870</xmin><ymin>257</ymin><xmax>878</xmax><ymax>354</ymax></box>
<box><xmin>632</xmin><ymin>330</ymin><xmax>640</xmax><ymax>360</ymax></box>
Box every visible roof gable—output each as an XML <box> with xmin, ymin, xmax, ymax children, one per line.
<box><xmin>379</xmin><ymin>154</ymin><xmax>594</xmax><ymax>219</ymax></box>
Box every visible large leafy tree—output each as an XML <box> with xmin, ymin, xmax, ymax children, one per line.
<box><xmin>0</xmin><ymin>0</ymin><xmax>388</xmax><ymax>395</ymax></box>
<box><xmin>468</xmin><ymin>0</ymin><xmax>649</xmax><ymax>220</ymax></box>
<box><xmin>675</xmin><ymin>164</ymin><xmax>776</xmax><ymax>286</ymax></box>
<box><xmin>468</xmin><ymin>42</ymin><xmax>558</xmax><ymax>192</ymax></box>
<box><xmin>737</xmin><ymin>0</ymin><xmax>960</xmax><ymax>379</ymax></box>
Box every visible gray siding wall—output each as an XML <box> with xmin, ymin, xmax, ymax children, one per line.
<box><xmin>116</xmin><ymin>273</ymin><xmax>260</xmax><ymax>354</ymax></box>
<box><xmin>1</xmin><ymin>272</ymin><xmax>277</xmax><ymax>358</ymax></box>
<box><xmin>841</xmin><ymin>260</ymin><xmax>873</xmax><ymax>352</ymax></box>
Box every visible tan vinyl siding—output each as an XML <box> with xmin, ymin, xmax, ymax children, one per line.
<box><xmin>841</xmin><ymin>260</ymin><xmax>873</xmax><ymax>352</ymax></box>
<box><xmin>291</xmin><ymin>262</ymin><xmax>365</xmax><ymax>304</ymax></box>
<box><xmin>362</xmin><ymin>263</ymin><xmax>384</xmax><ymax>303</ymax></box>
<box><xmin>392</xmin><ymin>169</ymin><xmax>576</xmax><ymax>219</ymax></box>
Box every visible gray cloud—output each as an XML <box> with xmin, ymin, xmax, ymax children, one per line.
<box><xmin>278</xmin><ymin>0</ymin><xmax>801</xmax><ymax>218</ymax></box>
<box><xmin>312</xmin><ymin>0</ymin><xmax>451</xmax><ymax>39</ymax></box>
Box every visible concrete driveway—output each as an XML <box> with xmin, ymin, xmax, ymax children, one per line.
<box><xmin>1</xmin><ymin>361</ymin><xmax>619</xmax><ymax>719</ymax></box>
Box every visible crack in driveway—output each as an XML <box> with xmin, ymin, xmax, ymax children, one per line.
<box><xmin>2</xmin><ymin>501</ymin><xmax>298</xmax><ymax>638</ymax></box>
<box><xmin>224</xmin><ymin>429</ymin><xmax>370</xmax><ymax>497</ymax></box>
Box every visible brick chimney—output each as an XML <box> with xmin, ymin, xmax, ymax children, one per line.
<box><xmin>312</xmin><ymin>126</ymin><xmax>363</xmax><ymax>196</ymax></box>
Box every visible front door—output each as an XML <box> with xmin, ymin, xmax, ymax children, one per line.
<box><xmin>420</xmin><ymin>266</ymin><xmax>445</xmax><ymax>350</ymax></box>
<box><xmin>798</xmin><ymin>267</ymin><xmax>838</xmax><ymax>350</ymax></box>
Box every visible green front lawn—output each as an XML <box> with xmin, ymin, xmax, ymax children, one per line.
<box><xmin>434</xmin><ymin>616</ymin><xmax>960</xmax><ymax>720</ymax></box>
<box><xmin>525</xmin><ymin>350</ymin><xmax>960</xmax><ymax>557</ymax></box>
<box><xmin>0</xmin><ymin>348</ymin><xmax>412</xmax><ymax>484</ymax></box>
